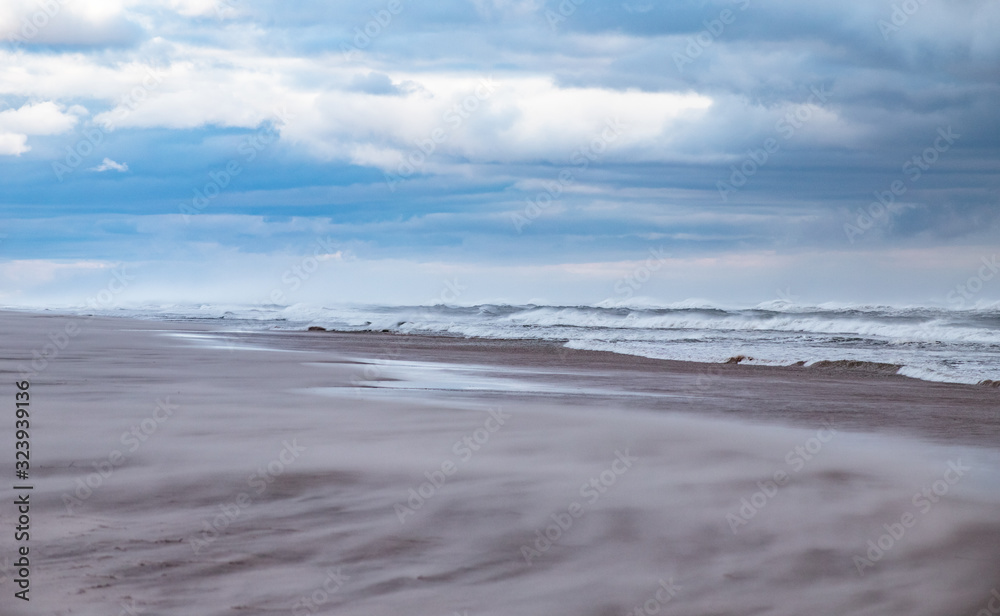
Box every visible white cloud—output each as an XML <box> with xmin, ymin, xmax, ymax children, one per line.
<box><xmin>0</xmin><ymin>21</ymin><xmax>861</xmax><ymax>168</ymax></box>
<box><xmin>91</xmin><ymin>158</ymin><xmax>129</xmax><ymax>172</ymax></box>
<box><xmin>38</xmin><ymin>47</ymin><xmax>712</xmax><ymax>167</ymax></box>
<box><xmin>281</xmin><ymin>73</ymin><xmax>714</xmax><ymax>167</ymax></box>
<box><xmin>348</xmin><ymin>144</ymin><xmax>406</xmax><ymax>169</ymax></box>
<box><xmin>0</xmin><ymin>101</ymin><xmax>81</xmax><ymax>155</ymax></box>
<box><xmin>0</xmin><ymin>0</ymin><xmax>140</xmax><ymax>47</ymax></box>
<box><xmin>0</xmin><ymin>101</ymin><xmax>80</xmax><ymax>134</ymax></box>
<box><xmin>0</xmin><ymin>133</ymin><xmax>28</xmax><ymax>156</ymax></box>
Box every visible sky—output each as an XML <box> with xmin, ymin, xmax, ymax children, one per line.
<box><xmin>0</xmin><ymin>0</ymin><xmax>998</xmax><ymax>308</ymax></box>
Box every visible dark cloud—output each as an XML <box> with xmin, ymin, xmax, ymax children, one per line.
<box><xmin>1</xmin><ymin>0</ymin><xmax>997</xmax><ymax>281</ymax></box>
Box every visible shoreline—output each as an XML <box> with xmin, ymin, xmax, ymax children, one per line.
<box><xmin>8</xmin><ymin>309</ymin><xmax>999</xmax><ymax>447</ymax></box>
<box><xmin>229</xmin><ymin>326</ymin><xmax>1000</xmax><ymax>448</ymax></box>
<box><xmin>8</xmin><ymin>301</ymin><xmax>1000</xmax><ymax>386</ymax></box>
<box><xmin>2</xmin><ymin>309</ymin><xmax>999</xmax><ymax>615</ymax></box>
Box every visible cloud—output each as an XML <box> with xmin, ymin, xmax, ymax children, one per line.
<box><xmin>0</xmin><ymin>0</ymin><xmax>144</xmax><ymax>48</ymax></box>
<box><xmin>0</xmin><ymin>132</ymin><xmax>28</xmax><ymax>156</ymax></box>
<box><xmin>349</xmin><ymin>72</ymin><xmax>406</xmax><ymax>96</ymax></box>
<box><xmin>0</xmin><ymin>101</ymin><xmax>81</xmax><ymax>134</ymax></box>
<box><xmin>0</xmin><ymin>0</ymin><xmax>996</xmax><ymax>308</ymax></box>
<box><xmin>0</xmin><ymin>101</ymin><xmax>81</xmax><ymax>155</ymax></box>
<box><xmin>91</xmin><ymin>158</ymin><xmax>129</xmax><ymax>172</ymax></box>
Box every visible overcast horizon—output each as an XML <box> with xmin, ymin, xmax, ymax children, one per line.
<box><xmin>1</xmin><ymin>0</ymin><xmax>998</xmax><ymax>309</ymax></box>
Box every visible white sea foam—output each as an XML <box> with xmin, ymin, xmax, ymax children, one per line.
<box><xmin>29</xmin><ymin>300</ymin><xmax>1000</xmax><ymax>386</ymax></box>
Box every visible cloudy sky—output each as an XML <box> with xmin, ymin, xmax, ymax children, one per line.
<box><xmin>1</xmin><ymin>0</ymin><xmax>998</xmax><ymax>307</ymax></box>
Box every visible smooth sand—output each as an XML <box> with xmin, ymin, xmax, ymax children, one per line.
<box><xmin>1</xmin><ymin>311</ymin><xmax>998</xmax><ymax>615</ymax></box>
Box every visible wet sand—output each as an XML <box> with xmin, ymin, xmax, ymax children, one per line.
<box><xmin>1</xmin><ymin>311</ymin><xmax>998</xmax><ymax>615</ymax></box>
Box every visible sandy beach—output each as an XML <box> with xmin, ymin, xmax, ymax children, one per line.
<box><xmin>2</xmin><ymin>310</ymin><xmax>999</xmax><ymax>616</ymax></box>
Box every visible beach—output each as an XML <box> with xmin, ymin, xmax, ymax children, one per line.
<box><xmin>2</xmin><ymin>309</ymin><xmax>999</xmax><ymax>615</ymax></box>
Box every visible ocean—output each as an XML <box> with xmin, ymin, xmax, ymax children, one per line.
<box><xmin>40</xmin><ymin>300</ymin><xmax>1000</xmax><ymax>386</ymax></box>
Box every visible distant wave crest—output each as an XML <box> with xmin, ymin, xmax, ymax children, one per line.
<box><xmin>38</xmin><ymin>300</ymin><xmax>1000</xmax><ymax>386</ymax></box>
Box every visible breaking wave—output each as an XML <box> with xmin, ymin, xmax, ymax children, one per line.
<box><xmin>46</xmin><ymin>301</ymin><xmax>1000</xmax><ymax>386</ymax></box>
